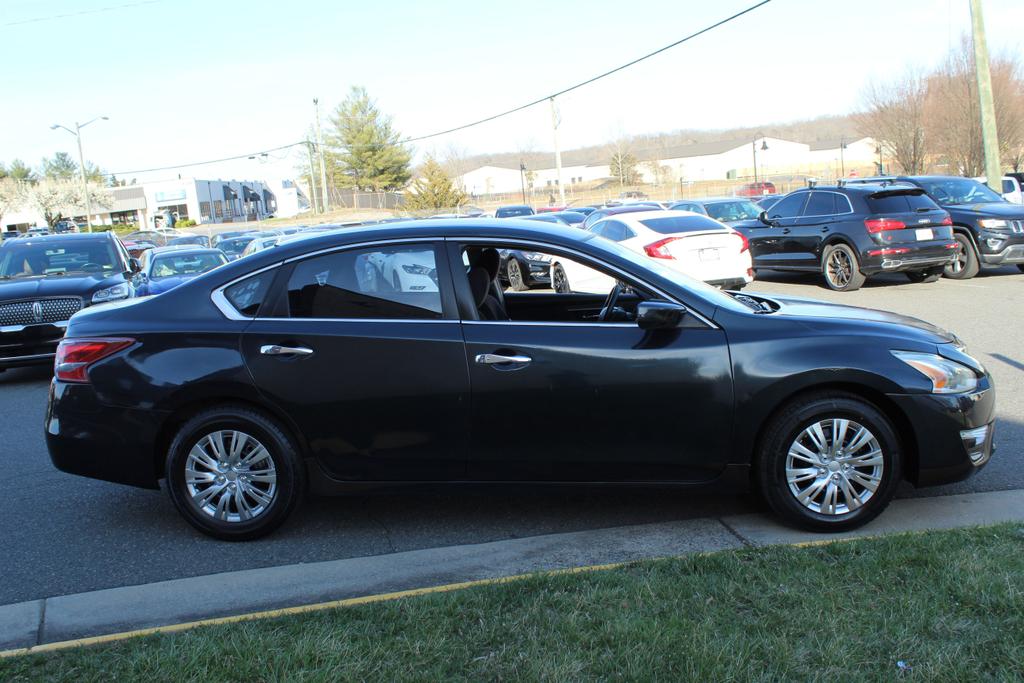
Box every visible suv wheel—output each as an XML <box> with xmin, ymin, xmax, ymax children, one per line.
<box><xmin>822</xmin><ymin>244</ymin><xmax>866</xmax><ymax>292</ymax></box>
<box><xmin>944</xmin><ymin>234</ymin><xmax>980</xmax><ymax>279</ymax></box>
<box><xmin>756</xmin><ymin>392</ymin><xmax>902</xmax><ymax>532</ymax></box>
<box><xmin>166</xmin><ymin>405</ymin><xmax>305</xmax><ymax>540</ymax></box>
<box><xmin>905</xmin><ymin>267</ymin><xmax>942</xmax><ymax>283</ymax></box>
<box><xmin>506</xmin><ymin>258</ymin><xmax>528</xmax><ymax>291</ymax></box>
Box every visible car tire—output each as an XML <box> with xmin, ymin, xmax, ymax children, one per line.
<box><xmin>944</xmin><ymin>234</ymin><xmax>980</xmax><ymax>279</ymax></box>
<box><xmin>905</xmin><ymin>268</ymin><xmax>942</xmax><ymax>283</ymax></box>
<box><xmin>165</xmin><ymin>405</ymin><xmax>305</xmax><ymax>541</ymax></box>
<box><xmin>507</xmin><ymin>258</ymin><xmax>528</xmax><ymax>291</ymax></box>
<box><xmin>756</xmin><ymin>392</ymin><xmax>902</xmax><ymax>532</ymax></box>
<box><xmin>552</xmin><ymin>263</ymin><xmax>571</xmax><ymax>294</ymax></box>
<box><xmin>1017</xmin><ymin>264</ymin><xmax>1024</xmax><ymax>274</ymax></box>
<box><xmin>822</xmin><ymin>244</ymin><xmax>866</xmax><ymax>292</ymax></box>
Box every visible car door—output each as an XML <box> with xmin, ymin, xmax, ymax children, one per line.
<box><xmin>790</xmin><ymin>191</ymin><xmax>841</xmax><ymax>269</ymax></box>
<box><xmin>240</xmin><ymin>241</ymin><xmax>470</xmax><ymax>482</ymax></box>
<box><xmin>449</xmin><ymin>240</ymin><xmax>733</xmax><ymax>483</ymax></box>
<box><xmin>748</xmin><ymin>192</ymin><xmax>809</xmax><ymax>269</ymax></box>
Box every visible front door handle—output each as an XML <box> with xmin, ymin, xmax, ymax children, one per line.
<box><xmin>821</xmin><ymin>226</ymin><xmax>830</xmax><ymax>233</ymax></box>
<box><xmin>781</xmin><ymin>228</ymin><xmax>791</xmax><ymax>234</ymax></box>
<box><xmin>260</xmin><ymin>344</ymin><xmax>314</xmax><ymax>357</ymax></box>
<box><xmin>475</xmin><ymin>353</ymin><xmax>531</xmax><ymax>365</ymax></box>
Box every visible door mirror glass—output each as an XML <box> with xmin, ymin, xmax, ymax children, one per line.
<box><xmin>129</xmin><ymin>257</ymin><xmax>141</xmax><ymax>273</ymax></box>
<box><xmin>636</xmin><ymin>301</ymin><xmax>687</xmax><ymax>330</ymax></box>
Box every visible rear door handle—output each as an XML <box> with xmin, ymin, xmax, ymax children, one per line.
<box><xmin>260</xmin><ymin>344</ymin><xmax>314</xmax><ymax>357</ymax></box>
<box><xmin>475</xmin><ymin>353</ymin><xmax>531</xmax><ymax>365</ymax></box>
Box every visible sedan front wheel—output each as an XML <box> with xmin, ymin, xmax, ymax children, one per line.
<box><xmin>756</xmin><ymin>392</ymin><xmax>902</xmax><ymax>531</ymax></box>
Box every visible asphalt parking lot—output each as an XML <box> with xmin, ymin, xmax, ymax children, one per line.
<box><xmin>1</xmin><ymin>265</ymin><xmax>1021</xmax><ymax>606</ymax></box>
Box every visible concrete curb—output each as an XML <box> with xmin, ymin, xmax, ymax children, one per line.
<box><xmin>2</xmin><ymin>488</ymin><xmax>1022</xmax><ymax>655</ymax></box>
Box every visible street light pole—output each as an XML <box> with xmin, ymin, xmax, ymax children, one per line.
<box><xmin>314</xmin><ymin>98</ymin><xmax>330</xmax><ymax>213</ymax></box>
<box><xmin>839</xmin><ymin>138</ymin><xmax>847</xmax><ymax>178</ymax></box>
<box><xmin>752</xmin><ymin>134</ymin><xmax>768</xmax><ymax>189</ymax></box>
<box><xmin>519</xmin><ymin>161</ymin><xmax>527</xmax><ymax>204</ymax></box>
<box><xmin>51</xmin><ymin>116</ymin><xmax>108</xmax><ymax>233</ymax></box>
<box><xmin>549</xmin><ymin>97</ymin><xmax>565</xmax><ymax>206</ymax></box>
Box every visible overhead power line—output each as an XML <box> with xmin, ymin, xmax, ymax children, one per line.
<box><xmin>398</xmin><ymin>0</ymin><xmax>774</xmax><ymax>144</ymax></box>
<box><xmin>106</xmin><ymin>141</ymin><xmax>309</xmax><ymax>176</ymax></box>
<box><xmin>2</xmin><ymin>0</ymin><xmax>162</xmax><ymax>28</ymax></box>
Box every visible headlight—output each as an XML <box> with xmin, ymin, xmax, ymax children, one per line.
<box><xmin>522</xmin><ymin>252</ymin><xmax>552</xmax><ymax>262</ymax></box>
<box><xmin>892</xmin><ymin>351</ymin><xmax>978</xmax><ymax>394</ymax></box>
<box><xmin>92</xmin><ymin>283</ymin><xmax>131</xmax><ymax>304</ymax></box>
<box><xmin>401</xmin><ymin>264</ymin><xmax>434</xmax><ymax>275</ymax></box>
<box><xmin>978</xmin><ymin>219</ymin><xmax>1008</xmax><ymax>229</ymax></box>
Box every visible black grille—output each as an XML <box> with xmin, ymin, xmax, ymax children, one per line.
<box><xmin>0</xmin><ymin>297</ymin><xmax>83</xmax><ymax>326</ymax></box>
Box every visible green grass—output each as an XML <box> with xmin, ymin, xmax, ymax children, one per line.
<box><xmin>4</xmin><ymin>525</ymin><xmax>1024</xmax><ymax>682</ymax></box>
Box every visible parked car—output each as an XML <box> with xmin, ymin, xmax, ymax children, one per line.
<box><xmin>974</xmin><ymin>175</ymin><xmax>1023</xmax><ymax>205</ymax></box>
<box><xmin>558</xmin><ymin>210</ymin><xmax>752</xmax><ymax>292</ymax></box>
<box><xmin>133</xmin><ymin>246</ymin><xmax>228</xmax><ymax>296</ymax></box>
<box><xmin>548</xmin><ymin>211</ymin><xmax>587</xmax><ymax>228</ymax></box>
<box><xmin>668</xmin><ymin>198</ymin><xmax>764</xmax><ymax>226</ymax></box>
<box><xmin>498</xmin><ymin>249</ymin><xmax>553</xmax><ymax>291</ymax></box>
<box><xmin>568</xmin><ymin>206</ymin><xmax>598</xmax><ymax>216</ymax></box>
<box><xmin>122</xmin><ymin>230</ymin><xmax>169</xmax><ymax>247</ymax></box>
<box><xmin>217</xmin><ymin>235</ymin><xmax>258</xmax><ymax>261</ymax></box>
<box><xmin>848</xmin><ymin>176</ymin><xmax>1024</xmax><ymax>278</ymax></box>
<box><xmin>0</xmin><ymin>232</ymin><xmax>136</xmax><ymax>371</ymax></box>
<box><xmin>120</xmin><ymin>239</ymin><xmax>160</xmax><ymax>259</ymax></box>
<box><xmin>522</xmin><ymin>213</ymin><xmax>569</xmax><ymax>225</ymax></box>
<box><xmin>494</xmin><ymin>205</ymin><xmax>535</xmax><ymax>218</ymax></box>
<box><xmin>734</xmin><ymin>181</ymin><xmax>777</xmax><ymax>197</ymax></box>
<box><xmin>582</xmin><ymin>203</ymin><xmax>664</xmax><ymax>229</ymax></box>
<box><xmin>754</xmin><ymin>195</ymin><xmax>783</xmax><ymax>210</ymax></box>
<box><xmin>167</xmin><ymin>234</ymin><xmax>212</xmax><ymax>248</ymax></box>
<box><xmin>738</xmin><ymin>184</ymin><xmax>956</xmax><ymax>291</ymax></box>
<box><xmin>53</xmin><ymin>220</ymin><xmax>79</xmax><ymax>234</ymax></box>
<box><xmin>239</xmin><ymin>235</ymin><xmax>281</xmax><ymax>258</ymax></box>
<box><xmin>536</xmin><ymin>206</ymin><xmax>567</xmax><ymax>214</ymax></box>
<box><xmin>25</xmin><ymin>226</ymin><xmax>50</xmax><ymax>237</ymax></box>
<box><xmin>211</xmin><ymin>230</ymin><xmax>254</xmax><ymax>248</ymax></box>
<box><xmin>46</xmin><ymin>219</ymin><xmax>995</xmax><ymax>539</ymax></box>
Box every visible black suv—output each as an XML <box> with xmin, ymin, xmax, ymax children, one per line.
<box><xmin>848</xmin><ymin>176</ymin><xmax>1024</xmax><ymax>279</ymax></box>
<box><xmin>0</xmin><ymin>232</ymin><xmax>138</xmax><ymax>371</ymax></box>
<box><xmin>734</xmin><ymin>184</ymin><xmax>956</xmax><ymax>291</ymax></box>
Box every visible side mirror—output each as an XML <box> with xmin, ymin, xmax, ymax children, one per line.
<box><xmin>129</xmin><ymin>257</ymin><xmax>141</xmax><ymax>273</ymax></box>
<box><xmin>636</xmin><ymin>301</ymin><xmax>687</xmax><ymax>330</ymax></box>
<box><xmin>758</xmin><ymin>210</ymin><xmax>774</xmax><ymax>226</ymax></box>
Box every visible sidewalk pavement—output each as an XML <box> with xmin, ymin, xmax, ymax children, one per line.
<box><xmin>2</xmin><ymin>489</ymin><xmax>1022</xmax><ymax>653</ymax></box>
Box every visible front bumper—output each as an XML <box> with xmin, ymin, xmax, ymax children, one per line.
<box><xmin>46</xmin><ymin>380</ymin><xmax>167</xmax><ymax>489</ymax></box>
<box><xmin>524</xmin><ymin>259</ymin><xmax>552</xmax><ymax>285</ymax></box>
<box><xmin>979</xmin><ymin>241</ymin><xmax>1024</xmax><ymax>265</ymax></box>
<box><xmin>0</xmin><ymin>321</ymin><xmax>67</xmax><ymax>369</ymax></box>
<box><xmin>887</xmin><ymin>382</ymin><xmax>996</xmax><ymax>487</ymax></box>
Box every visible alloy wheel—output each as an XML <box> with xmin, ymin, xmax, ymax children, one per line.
<box><xmin>508</xmin><ymin>260</ymin><xmax>525</xmax><ymax>290</ymax></box>
<box><xmin>826</xmin><ymin>250</ymin><xmax>852</xmax><ymax>288</ymax></box>
<box><xmin>785</xmin><ymin>418</ymin><xmax>883</xmax><ymax>516</ymax></box>
<box><xmin>949</xmin><ymin>244</ymin><xmax>966</xmax><ymax>274</ymax></box>
<box><xmin>552</xmin><ymin>265</ymin><xmax>569</xmax><ymax>293</ymax></box>
<box><xmin>184</xmin><ymin>430</ymin><xmax>278</xmax><ymax>523</ymax></box>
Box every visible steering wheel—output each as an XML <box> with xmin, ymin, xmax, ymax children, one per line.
<box><xmin>599</xmin><ymin>283</ymin><xmax>623</xmax><ymax>322</ymax></box>
<box><xmin>80</xmin><ymin>262</ymin><xmax>103</xmax><ymax>272</ymax></box>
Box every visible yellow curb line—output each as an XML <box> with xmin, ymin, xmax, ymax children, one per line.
<box><xmin>0</xmin><ymin>531</ymin><xmax>887</xmax><ymax>660</ymax></box>
<box><xmin>0</xmin><ymin>561</ymin><xmax>627</xmax><ymax>660</ymax></box>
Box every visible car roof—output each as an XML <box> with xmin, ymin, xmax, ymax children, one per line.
<box><xmin>614</xmin><ymin>209</ymin><xmax>721</xmax><ymax>229</ymax></box>
<box><xmin>4</xmin><ymin>231</ymin><xmax>112</xmax><ymax>241</ymax></box>
<box><xmin>150</xmin><ymin>245</ymin><xmax>222</xmax><ymax>256</ymax></box>
<box><xmin>599</xmin><ymin>205</ymin><xmax>665</xmax><ymax>216</ymax></box>
<box><xmin>496</xmin><ymin>204</ymin><xmax>531</xmax><ymax>210</ymax></box>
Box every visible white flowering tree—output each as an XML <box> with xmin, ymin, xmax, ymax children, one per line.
<box><xmin>28</xmin><ymin>180</ymin><xmax>112</xmax><ymax>228</ymax></box>
<box><xmin>0</xmin><ymin>180</ymin><xmax>27</xmax><ymax>228</ymax></box>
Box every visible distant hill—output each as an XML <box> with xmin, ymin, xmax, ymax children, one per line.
<box><xmin>458</xmin><ymin>114</ymin><xmax>861</xmax><ymax>170</ymax></box>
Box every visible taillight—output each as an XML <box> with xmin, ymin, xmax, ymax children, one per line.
<box><xmin>940</xmin><ymin>215</ymin><xmax>953</xmax><ymax>225</ymax></box>
<box><xmin>644</xmin><ymin>237</ymin><xmax>681</xmax><ymax>259</ymax></box>
<box><xmin>735</xmin><ymin>231</ymin><xmax>750</xmax><ymax>252</ymax></box>
<box><xmin>55</xmin><ymin>338</ymin><xmax>134</xmax><ymax>383</ymax></box>
<box><xmin>864</xmin><ymin>218</ymin><xmax>906</xmax><ymax>233</ymax></box>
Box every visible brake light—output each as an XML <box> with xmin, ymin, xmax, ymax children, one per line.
<box><xmin>865</xmin><ymin>218</ymin><xmax>906</xmax><ymax>233</ymax></box>
<box><xmin>644</xmin><ymin>237</ymin><xmax>681</xmax><ymax>259</ymax></box>
<box><xmin>867</xmin><ymin>247</ymin><xmax>911</xmax><ymax>257</ymax></box>
<box><xmin>940</xmin><ymin>215</ymin><xmax>953</xmax><ymax>225</ymax></box>
<box><xmin>55</xmin><ymin>338</ymin><xmax>134</xmax><ymax>383</ymax></box>
<box><xmin>734</xmin><ymin>231</ymin><xmax>750</xmax><ymax>252</ymax></box>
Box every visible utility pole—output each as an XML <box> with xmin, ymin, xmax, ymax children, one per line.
<box><xmin>314</xmin><ymin>98</ymin><xmax>330</xmax><ymax>213</ymax></box>
<box><xmin>549</xmin><ymin>97</ymin><xmax>565</xmax><ymax>206</ymax></box>
<box><xmin>519</xmin><ymin>161</ymin><xmax>527</xmax><ymax>204</ymax></box>
<box><xmin>306</xmin><ymin>140</ymin><xmax>320</xmax><ymax>214</ymax></box>
<box><xmin>970</xmin><ymin>0</ymin><xmax>1002</xmax><ymax>193</ymax></box>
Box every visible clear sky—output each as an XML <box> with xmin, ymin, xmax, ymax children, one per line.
<box><xmin>2</xmin><ymin>0</ymin><xmax>1022</xmax><ymax>184</ymax></box>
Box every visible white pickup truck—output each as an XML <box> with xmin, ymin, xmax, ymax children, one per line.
<box><xmin>974</xmin><ymin>175</ymin><xmax>1024</xmax><ymax>204</ymax></box>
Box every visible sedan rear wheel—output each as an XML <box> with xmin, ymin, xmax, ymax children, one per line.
<box><xmin>166</xmin><ymin>405</ymin><xmax>304</xmax><ymax>540</ymax></box>
<box><xmin>822</xmin><ymin>244</ymin><xmax>866</xmax><ymax>292</ymax></box>
<box><xmin>552</xmin><ymin>263</ymin><xmax>571</xmax><ymax>293</ymax></box>
<box><xmin>506</xmin><ymin>258</ymin><xmax>528</xmax><ymax>291</ymax></box>
<box><xmin>756</xmin><ymin>392</ymin><xmax>902</xmax><ymax>531</ymax></box>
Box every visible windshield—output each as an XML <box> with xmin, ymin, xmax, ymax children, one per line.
<box><xmin>149</xmin><ymin>252</ymin><xmax>226</xmax><ymax>278</ymax></box>
<box><xmin>917</xmin><ymin>178</ymin><xmax>1004</xmax><ymax>205</ymax></box>
<box><xmin>704</xmin><ymin>200</ymin><xmax>762</xmax><ymax>222</ymax></box>
<box><xmin>0</xmin><ymin>240</ymin><xmax>120</xmax><ymax>278</ymax></box>
<box><xmin>640</xmin><ymin>215</ymin><xmax>728</xmax><ymax>234</ymax></box>
<box><xmin>496</xmin><ymin>207</ymin><xmax>533</xmax><ymax>217</ymax></box>
<box><xmin>220</xmin><ymin>237</ymin><xmax>255</xmax><ymax>255</ymax></box>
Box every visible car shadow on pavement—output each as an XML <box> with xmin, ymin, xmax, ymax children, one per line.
<box><xmin>0</xmin><ymin>365</ymin><xmax>52</xmax><ymax>386</ymax></box>
<box><xmin>754</xmin><ymin>265</ymin><xmax>1022</xmax><ymax>291</ymax></box>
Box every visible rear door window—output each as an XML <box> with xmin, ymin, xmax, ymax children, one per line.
<box><xmin>283</xmin><ymin>244</ymin><xmax>444</xmax><ymax>319</ymax></box>
<box><xmin>801</xmin><ymin>192</ymin><xmax>837</xmax><ymax>217</ymax></box>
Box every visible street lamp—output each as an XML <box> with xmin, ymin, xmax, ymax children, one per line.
<box><xmin>50</xmin><ymin>116</ymin><xmax>109</xmax><ymax>233</ymax></box>
<box><xmin>519</xmin><ymin>161</ymin><xmax>527</xmax><ymax>204</ymax></box>
<box><xmin>839</xmin><ymin>138</ymin><xmax>848</xmax><ymax>178</ymax></box>
<box><xmin>875</xmin><ymin>145</ymin><xmax>885</xmax><ymax>175</ymax></box>
<box><xmin>752</xmin><ymin>134</ymin><xmax>769</xmax><ymax>187</ymax></box>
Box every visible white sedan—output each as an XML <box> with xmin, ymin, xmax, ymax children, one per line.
<box><xmin>551</xmin><ymin>210</ymin><xmax>753</xmax><ymax>294</ymax></box>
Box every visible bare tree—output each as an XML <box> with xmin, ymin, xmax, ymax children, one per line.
<box><xmin>855</xmin><ymin>70</ymin><xmax>930</xmax><ymax>174</ymax></box>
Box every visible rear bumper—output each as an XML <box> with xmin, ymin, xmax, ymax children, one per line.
<box><xmin>46</xmin><ymin>380</ymin><xmax>166</xmax><ymax>489</ymax></box>
<box><xmin>860</xmin><ymin>240</ymin><xmax>957</xmax><ymax>274</ymax></box>
<box><xmin>887</xmin><ymin>381</ymin><xmax>996</xmax><ymax>487</ymax></box>
<box><xmin>0</xmin><ymin>321</ymin><xmax>67</xmax><ymax>369</ymax></box>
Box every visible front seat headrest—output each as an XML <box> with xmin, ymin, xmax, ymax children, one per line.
<box><xmin>478</xmin><ymin>248</ymin><xmax>500</xmax><ymax>280</ymax></box>
<box><xmin>468</xmin><ymin>266</ymin><xmax>491</xmax><ymax>307</ymax></box>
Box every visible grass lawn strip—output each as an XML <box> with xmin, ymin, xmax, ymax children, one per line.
<box><xmin>2</xmin><ymin>524</ymin><xmax>1022</xmax><ymax>682</ymax></box>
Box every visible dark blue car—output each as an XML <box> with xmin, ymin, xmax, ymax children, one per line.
<box><xmin>133</xmin><ymin>246</ymin><xmax>228</xmax><ymax>296</ymax></box>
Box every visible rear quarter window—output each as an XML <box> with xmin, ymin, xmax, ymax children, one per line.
<box><xmin>223</xmin><ymin>271</ymin><xmax>274</xmax><ymax>317</ymax></box>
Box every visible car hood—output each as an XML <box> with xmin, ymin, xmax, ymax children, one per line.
<box><xmin>766</xmin><ymin>294</ymin><xmax>954</xmax><ymax>344</ymax></box>
<box><xmin>0</xmin><ymin>272</ymin><xmax>126</xmax><ymax>302</ymax></box>
<box><xmin>948</xmin><ymin>202</ymin><xmax>1024</xmax><ymax>219</ymax></box>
